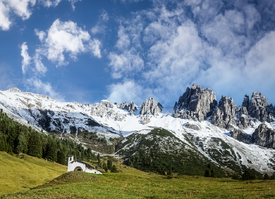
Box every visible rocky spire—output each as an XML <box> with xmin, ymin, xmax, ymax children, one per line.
<box><xmin>211</xmin><ymin>96</ymin><xmax>237</xmax><ymax>129</ymax></box>
<box><xmin>248</xmin><ymin>92</ymin><xmax>270</xmax><ymax>122</ymax></box>
<box><xmin>120</xmin><ymin>101</ymin><xmax>137</xmax><ymax>115</ymax></box>
<box><xmin>140</xmin><ymin>97</ymin><xmax>163</xmax><ymax>116</ymax></box>
<box><xmin>174</xmin><ymin>84</ymin><xmax>217</xmax><ymax>121</ymax></box>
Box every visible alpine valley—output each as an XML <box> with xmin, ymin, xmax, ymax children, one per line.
<box><xmin>1</xmin><ymin>84</ymin><xmax>275</xmax><ymax>177</ymax></box>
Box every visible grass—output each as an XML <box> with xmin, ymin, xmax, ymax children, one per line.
<box><xmin>0</xmin><ymin>151</ymin><xmax>66</xmax><ymax>196</ymax></box>
<box><xmin>1</xmin><ymin>155</ymin><xmax>275</xmax><ymax>199</ymax></box>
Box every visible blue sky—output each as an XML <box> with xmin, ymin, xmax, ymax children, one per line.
<box><xmin>0</xmin><ymin>0</ymin><xmax>275</xmax><ymax>109</ymax></box>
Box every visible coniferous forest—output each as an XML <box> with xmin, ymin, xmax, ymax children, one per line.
<box><xmin>0</xmin><ymin>109</ymin><xmax>97</xmax><ymax>165</ymax></box>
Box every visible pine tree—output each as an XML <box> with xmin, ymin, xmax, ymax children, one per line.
<box><xmin>15</xmin><ymin>132</ymin><xmax>27</xmax><ymax>154</ymax></box>
<box><xmin>97</xmin><ymin>153</ymin><xmax>101</xmax><ymax>166</ymax></box>
<box><xmin>57</xmin><ymin>149</ymin><xmax>66</xmax><ymax>165</ymax></box>
<box><xmin>204</xmin><ymin>169</ymin><xmax>210</xmax><ymax>177</ymax></box>
<box><xmin>103</xmin><ymin>162</ymin><xmax>108</xmax><ymax>172</ymax></box>
<box><xmin>45</xmin><ymin>137</ymin><xmax>57</xmax><ymax>161</ymax></box>
<box><xmin>111</xmin><ymin>165</ymin><xmax>118</xmax><ymax>173</ymax></box>
<box><xmin>263</xmin><ymin>174</ymin><xmax>269</xmax><ymax>180</ymax></box>
<box><xmin>107</xmin><ymin>159</ymin><xmax>113</xmax><ymax>170</ymax></box>
<box><xmin>28</xmin><ymin>131</ymin><xmax>42</xmax><ymax>158</ymax></box>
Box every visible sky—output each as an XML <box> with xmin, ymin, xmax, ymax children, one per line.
<box><xmin>0</xmin><ymin>0</ymin><xmax>275</xmax><ymax>110</ymax></box>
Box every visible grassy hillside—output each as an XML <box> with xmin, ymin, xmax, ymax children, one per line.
<box><xmin>0</xmin><ymin>152</ymin><xmax>66</xmax><ymax>196</ymax></box>
<box><xmin>2</xmin><ymin>170</ymin><xmax>275</xmax><ymax>198</ymax></box>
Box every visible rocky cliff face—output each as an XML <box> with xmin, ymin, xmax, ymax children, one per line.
<box><xmin>91</xmin><ymin>100</ymin><xmax>126</xmax><ymax>121</ymax></box>
<box><xmin>230</xmin><ymin>129</ymin><xmax>253</xmax><ymax>144</ymax></box>
<box><xmin>211</xmin><ymin>96</ymin><xmax>237</xmax><ymax>129</ymax></box>
<box><xmin>174</xmin><ymin>84</ymin><xmax>217</xmax><ymax>121</ymax></box>
<box><xmin>253</xmin><ymin>124</ymin><xmax>275</xmax><ymax>149</ymax></box>
<box><xmin>140</xmin><ymin>97</ymin><xmax>163</xmax><ymax>116</ymax></box>
<box><xmin>120</xmin><ymin>101</ymin><xmax>137</xmax><ymax>115</ymax></box>
<box><xmin>248</xmin><ymin>92</ymin><xmax>274</xmax><ymax>122</ymax></box>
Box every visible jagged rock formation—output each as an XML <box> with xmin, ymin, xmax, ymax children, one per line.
<box><xmin>120</xmin><ymin>101</ymin><xmax>137</xmax><ymax>115</ymax></box>
<box><xmin>253</xmin><ymin>124</ymin><xmax>275</xmax><ymax>149</ymax></box>
<box><xmin>211</xmin><ymin>96</ymin><xmax>237</xmax><ymax>129</ymax></box>
<box><xmin>236</xmin><ymin>93</ymin><xmax>274</xmax><ymax>129</ymax></box>
<box><xmin>174</xmin><ymin>84</ymin><xmax>217</xmax><ymax>121</ymax></box>
<box><xmin>140</xmin><ymin>97</ymin><xmax>163</xmax><ymax>116</ymax></box>
<box><xmin>248</xmin><ymin>92</ymin><xmax>274</xmax><ymax>122</ymax></box>
<box><xmin>230</xmin><ymin>129</ymin><xmax>253</xmax><ymax>144</ymax></box>
<box><xmin>91</xmin><ymin>100</ymin><xmax>125</xmax><ymax>121</ymax></box>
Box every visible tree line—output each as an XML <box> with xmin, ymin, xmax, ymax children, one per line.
<box><xmin>0</xmin><ymin>109</ymin><xmax>97</xmax><ymax>165</ymax></box>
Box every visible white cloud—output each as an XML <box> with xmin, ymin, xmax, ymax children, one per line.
<box><xmin>100</xmin><ymin>10</ymin><xmax>109</xmax><ymax>22</ymax></box>
<box><xmin>106</xmin><ymin>1</ymin><xmax>275</xmax><ymax>106</ymax></box>
<box><xmin>21</xmin><ymin>42</ymin><xmax>31</xmax><ymax>74</ymax></box>
<box><xmin>68</xmin><ymin>0</ymin><xmax>81</xmax><ymax>10</ymax></box>
<box><xmin>34</xmin><ymin>29</ymin><xmax>46</xmax><ymax>42</ymax></box>
<box><xmin>42</xmin><ymin>19</ymin><xmax>99</xmax><ymax>66</ymax></box>
<box><xmin>91</xmin><ymin>24</ymin><xmax>106</xmax><ymax>35</ymax></box>
<box><xmin>0</xmin><ymin>1</ymin><xmax>11</xmax><ymax>30</ymax></box>
<box><xmin>0</xmin><ymin>0</ymin><xmax>35</xmax><ymax>31</ymax></box>
<box><xmin>115</xmin><ymin>25</ymin><xmax>130</xmax><ymax>50</ymax></box>
<box><xmin>244</xmin><ymin>31</ymin><xmax>275</xmax><ymax>82</ymax></box>
<box><xmin>27</xmin><ymin>77</ymin><xmax>64</xmax><ymax>101</ymax></box>
<box><xmin>89</xmin><ymin>39</ymin><xmax>101</xmax><ymax>58</ymax></box>
<box><xmin>108</xmin><ymin>48</ymin><xmax>144</xmax><ymax>79</ymax></box>
<box><xmin>107</xmin><ymin>80</ymin><xmax>149</xmax><ymax>104</ymax></box>
<box><xmin>33</xmin><ymin>49</ymin><xmax>47</xmax><ymax>74</ymax></box>
<box><xmin>39</xmin><ymin>0</ymin><xmax>61</xmax><ymax>7</ymax></box>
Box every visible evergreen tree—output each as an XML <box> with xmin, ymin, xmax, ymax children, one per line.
<box><xmin>0</xmin><ymin>133</ymin><xmax>8</xmax><ymax>152</ymax></box>
<box><xmin>263</xmin><ymin>174</ymin><xmax>269</xmax><ymax>180</ymax></box>
<box><xmin>97</xmin><ymin>153</ymin><xmax>101</xmax><ymax>166</ymax></box>
<box><xmin>204</xmin><ymin>169</ymin><xmax>210</xmax><ymax>177</ymax></box>
<box><xmin>107</xmin><ymin>159</ymin><xmax>113</xmax><ymax>170</ymax></box>
<box><xmin>28</xmin><ymin>131</ymin><xmax>42</xmax><ymax>158</ymax></box>
<box><xmin>210</xmin><ymin>169</ymin><xmax>216</xmax><ymax>178</ymax></box>
<box><xmin>45</xmin><ymin>137</ymin><xmax>57</xmax><ymax>161</ymax></box>
<box><xmin>103</xmin><ymin>162</ymin><xmax>108</xmax><ymax>172</ymax></box>
<box><xmin>57</xmin><ymin>149</ymin><xmax>66</xmax><ymax>165</ymax></box>
<box><xmin>111</xmin><ymin>165</ymin><xmax>118</xmax><ymax>173</ymax></box>
<box><xmin>15</xmin><ymin>132</ymin><xmax>27</xmax><ymax>154</ymax></box>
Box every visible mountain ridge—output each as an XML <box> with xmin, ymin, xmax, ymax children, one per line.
<box><xmin>1</xmin><ymin>85</ymin><xmax>275</xmax><ymax>176</ymax></box>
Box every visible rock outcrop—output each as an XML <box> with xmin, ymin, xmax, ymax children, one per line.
<box><xmin>248</xmin><ymin>92</ymin><xmax>273</xmax><ymax>122</ymax></box>
<box><xmin>120</xmin><ymin>101</ymin><xmax>137</xmax><ymax>115</ymax></box>
<box><xmin>211</xmin><ymin>96</ymin><xmax>237</xmax><ymax>129</ymax></box>
<box><xmin>230</xmin><ymin>129</ymin><xmax>253</xmax><ymax>144</ymax></box>
<box><xmin>140</xmin><ymin>97</ymin><xmax>163</xmax><ymax>116</ymax></box>
<box><xmin>91</xmin><ymin>100</ymin><xmax>125</xmax><ymax>121</ymax></box>
<box><xmin>253</xmin><ymin>124</ymin><xmax>275</xmax><ymax>149</ymax></box>
<box><xmin>174</xmin><ymin>84</ymin><xmax>217</xmax><ymax>121</ymax></box>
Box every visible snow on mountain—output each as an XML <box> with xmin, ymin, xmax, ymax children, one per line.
<box><xmin>0</xmin><ymin>87</ymin><xmax>275</xmax><ymax>174</ymax></box>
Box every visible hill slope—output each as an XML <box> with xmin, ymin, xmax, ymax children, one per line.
<box><xmin>0</xmin><ymin>152</ymin><xmax>66</xmax><ymax>195</ymax></box>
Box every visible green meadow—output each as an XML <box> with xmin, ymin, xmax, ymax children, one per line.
<box><xmin>1</xmin><ymin>152</ymin><xmax>275</xmax><ymax>199</ymax></box>
<box><xmin>0</xmin><ymin>152</ymin><xmax>66</xmax><ymax>196</ymax></box>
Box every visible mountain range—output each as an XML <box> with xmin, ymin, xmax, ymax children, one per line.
<box><xmin>0</xmin><ymin>84</ymin><xmax>274</xmax><ymax>176</ymax></box>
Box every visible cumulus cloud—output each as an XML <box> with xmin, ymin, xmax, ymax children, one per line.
<box><xmin>21</xmin><ymin>19</ymin><xmax>101</xmax><ymax>80</ymax></box>
<box><xmin>0</xmin><ymin>0</ymin><xmax>35</xmax><ymax>30</ymax></box>
<box><xmin>109</xmin><ymin>48</ymin><xmax>144</xmax><ymax>79</ymax></box>
<box><xmin>21</xmin><ymin>42</ymin><xmax>31</xmax><ymax>74</ymax></box>
<box><xmin>107</xmin><ymin>0</ymin><xmax>275</xmax><ymax>106</ymax></box>
<box><xmin>27</xmin><ymin>77</ymin><xmax>64</xmax><ymax>101</ymax></box>
<box><xmin>107</xmin><ymin>80</ymin><xmax>150</xmax><ymax>104</ymax></box>
<box><xmin>35</xmin><ymin>19</ymin><xmax>101</xmax><ymax>66</ymax></box>
<box><xmin>0</xmin><ymin>0</ymin><xmax>84</xmax><ymax>31</ymax></box>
